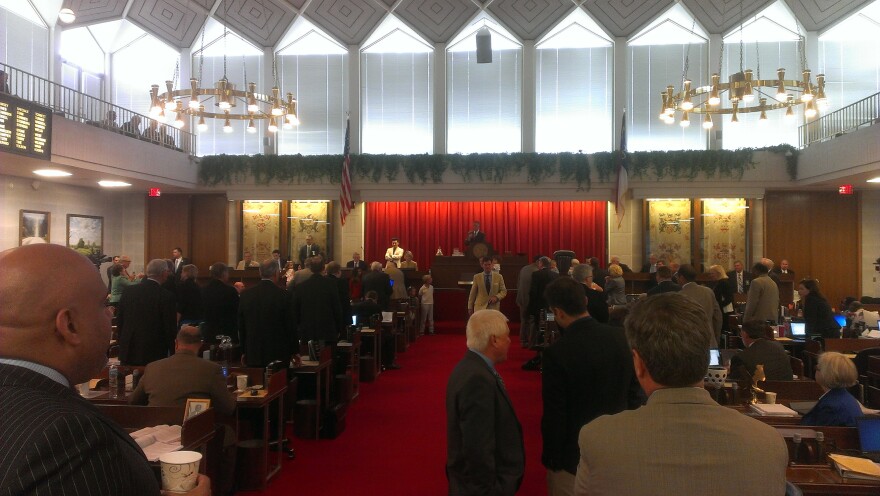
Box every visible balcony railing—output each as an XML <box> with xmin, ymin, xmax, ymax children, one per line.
<box><xmin>800</xmin><ymin>92</ymin><xmax>880</xmax><ymax>148</ymax></box>
<box><xmin>1</xmin><ymin>63</ymin><xmax>196</xmax><ymax>155</ymax></box>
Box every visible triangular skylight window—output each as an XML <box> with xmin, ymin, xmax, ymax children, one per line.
<box><xmin>362</xmin><ymin>15</ymin><xmax>432</xmax><ymax>54</ymax></box>
<box><xmin>820</xmin><ymin>0</ymin><xmax>880</xmax><ymax>42</ymax></box>
<box><xmin>537</xmin><ymin>7</ymin><xmax>612</xmax><ymax>49</ymax></box>
<box><xmin>448</xmin><ymin>12</ymin><xmax>520</xmax><ymax>52</ymax></box>
<box><xmin>630</xmin><ymin>3</ymin><xmax>707</xmax><ymax>46</ymax></box>
<box><xmin>0</xmin><ymin>0</ymin><xmax>45</xmax><ymax>27</ymax></box>
<box><xmin>276</xmin><ymin>17</ymin><xmax>347</xmax><ymax>56</ymax></box>
<box><xmin>723</xmin><ymin>0</ymin><xmax>800</xmax><ymax>43</ymax></box>
<box><xmin>196</xmin><ymin>18</ymin><xmax>262</xmax><ymax>57</ymax></box>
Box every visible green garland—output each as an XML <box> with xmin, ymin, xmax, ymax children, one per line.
<box><xmin>198</xmin><ymin>146</ymin><xmax>797</xmax><ymax>189</ymax></box>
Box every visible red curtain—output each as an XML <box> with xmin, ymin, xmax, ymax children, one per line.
<box><xmin>364</xmin><ymin>201</ymin><xmax>607</xmax><ymax>270</ymax></box>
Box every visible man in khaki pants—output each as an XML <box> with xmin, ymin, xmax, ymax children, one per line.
<box><xmin>468</xmin><ymin>256</ymin><xmax>507</xmax><ymax>314</ymax></box>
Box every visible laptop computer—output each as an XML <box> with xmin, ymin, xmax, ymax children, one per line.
<box><xmin>708</xmin><ymin>349</ymin><xmax>721</xmax><ymax>367</ymax></box>
<box><xmin>789</xmin><ymin>321</ymin><xmax>807</xmax><ymax>338</ymax></box>
<box><xmin>857</xmin><ymin>417</ymin><xmax>880</xmax><ymax>462</ymax></box>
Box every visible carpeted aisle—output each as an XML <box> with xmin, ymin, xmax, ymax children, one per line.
<box><xmin>248</xmin><ymin>327</ymin><xmax>546</xmax><ymax>496</ymax></box>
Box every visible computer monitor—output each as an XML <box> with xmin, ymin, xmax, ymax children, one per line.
<box><xmin>790</xmin><ymin>322</ymin><xmax>806</xmax><ymax>337</ymax></box>
<box><xmin>708</xmin><ymin>349</ymin><xmax>721</xmax><ymax>367</ymax></box>
<box><xmin>857</xmin><ymin>417</ymin><xmax>880</xmax><ymax>454</ymax></box>
<box><xmin>351</xmin><ymin>314</ymin><xmax>358</xmax><ymax>326</ymax></box>
<box><xmin>834</xmin><ymin>314</ymin><xmax>847</xmax><ymax>327</ymax></box>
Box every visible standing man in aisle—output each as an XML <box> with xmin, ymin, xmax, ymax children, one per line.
<box><xmin>117</xmin><ymin>258</ymin><xmax>177</xmax><ymax>365</ymax></box>
<box><xmin>468</xmin><ymin>256</ymin><xmax>507</xmax><ymax>314</ymax></box>
<box><xmin>171</xmin><ymin>246</ymin><xmax>189</xmax><ymax>281</ymax></box>
<box><xmin>516</xmin><ymin>255</ymin><xmax>541</xmax><ymax>347</ymax></box>
<box><xmin>446</xmin><ymin>309</ymin><xmax>524</xmax><ymax>495</ymax></box>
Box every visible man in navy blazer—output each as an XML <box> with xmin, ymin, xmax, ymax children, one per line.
<box><xmin>0</xmin><ymin>244</ymin><xmax>210</xmax><ymax>495</ymax></box>
<box><xmin>446</xmin><ymin>309</ymin><xmax>524</xmax><ymax>495</ymax></box>
<box><xmin>238</xmin><ymin>259</ymin><xmax>299</xmax><ymax>368</ymax></box>
<box><xmin>541</xmin><ymin>277</ymin><xmax>644</xmax><ymax>494</ymax></box>
<box><xmin>117</xmin><ymin>258</ymin><xmax>177</xmax><ymax>365</ymax></box>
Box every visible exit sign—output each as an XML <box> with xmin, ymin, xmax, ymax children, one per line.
<box><xmin>149</xmin><ymin>188</ymin><xmax>161</xmax><ymax>197</ymax></box>
<box><xmin>838</xmin><ymin>184</ymin><xmax>853</xmax><ymax>195</ymax></box>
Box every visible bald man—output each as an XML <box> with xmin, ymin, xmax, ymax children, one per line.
<box><xmin>0</xmin><ymin>244</ymin><xmax>209</xmax><ymax>495</ymax></box>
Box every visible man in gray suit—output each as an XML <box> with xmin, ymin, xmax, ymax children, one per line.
<box><xmin>516</xmin><ymin>256</ymin><xmax>541</xmax><ymax>347</ymax></box>
<box><xmin>744</xmin><ymin>262</ymin><xmax>780</xmax><ymax>323</ymax></box>
<box><xmin>574</xmin><ymin>293</ymin><xmax>788</xmax><ymax>496</ymax></box>
<box><xmin>729</xmin><ymin>320</ymin><xmax>794</xmax><ymax>381</ymax></box>
<box><xmin>446</xmin><ymin>309</ymin><xmax>524</xmax><ymax>495</ymax></box>
<box><xmin>676</xmin><ymin>264</ymin><xmax>722</xmax><ymax>348</ymax></box>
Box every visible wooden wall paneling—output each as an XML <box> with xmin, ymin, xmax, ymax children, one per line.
<box><xmin>764</xmin><ymin>191</ymin><xmax>860</xmax><ymax>308</ymax></box>
<box><xmin>146</xmin><ymin>194</ymin><xmax>192</xmax><ymax>263</ymax></box>
<box><xmin>807</xmin><ymin>192</ymin><xmax>859</xmax><ymax>309</ymax></box>
<box><xmin>191</xmin><ymin>194</ymin><xmax>229</xmax><ymax>273</ymax></box>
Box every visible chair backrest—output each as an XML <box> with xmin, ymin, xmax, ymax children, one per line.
<box><xmin>759</xmin><ymin>379</ymin><xmax>824</xmax><ymax>401</ymax></box>
<box><xmin>853</xmin><ymin>348</ymin><xmax>880</xmax><ymax>377</ymax></box>
<box><xmin>553</xmin><ymin>250</ymin><xmax>576</xmax><ymax>276</ymax></box>
<box><xmin>789</xmin><ymin>356</ymin><xmax>805</xmax><ymax>378</ymax></box>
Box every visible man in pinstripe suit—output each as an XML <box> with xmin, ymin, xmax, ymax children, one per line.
<box><xmin>0</xmin><ymin>244</ymin><xmax>210</xmax><ymax>496</ymax></box>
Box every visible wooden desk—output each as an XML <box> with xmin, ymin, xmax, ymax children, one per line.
<box><xmin>360</xmin><ymin>327</ymin><xmax>382</xmax><ymax>382</ymax></box>
<box><xmin>234</xmin><ymin>370</ymin><xmax>286</xmax><ymax>490</ymax></box>
<box><xmin>824</xmin><ymin>338</ymin><xmax>880</xmax><ymax>354</ymax></box>
<box><xmin>788</xmin><ymin>466</ymin><xmax>880</xmax><ymax>495</ymax></box>
<box><xmin>293</xmin><ymin>356</ymin><xmax>332</xmax><ymax>440</ymax></box>
<box><xmin>95</xmin><ymin>404</ymin><xmax>216</xmax><ymax>453</ymax></box>
<box><xmin>337</xmin><ymin>332</ymin><xmax>361</xmax><ymax>400</ymax></box>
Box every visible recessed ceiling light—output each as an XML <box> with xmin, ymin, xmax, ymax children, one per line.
<box><xmin>33</xmin><ymin>169</ymin><xmax>72</xmax><ymax>177</ymax></box>
<box><xmin>98</xmin><ymin>180</ymin><xmax>131</xmax><ymax>187</ymax></box>
<box><xmin>868</xmin><ymin>177</ymin><xmax>880</xmax><ymax>183</ymax></box>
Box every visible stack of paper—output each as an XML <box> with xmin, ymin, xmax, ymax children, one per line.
<box><xmin>829</xmin><ymin>454</ymin><xmax>880</xmax><ymax>480</ymax></box>
<box><xmin>749</xmin><ymin>403</ymin><xmax>798</xmax><ymax>416</ymax></box>
<box><xmin>130</xmin><ymin>425</ymin><xmax>182</xmax><ymax>461</ymax></box>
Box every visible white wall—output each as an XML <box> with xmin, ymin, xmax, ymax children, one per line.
<box><xmin>1</xmin><ymin>174</ymin><xmax>146</xmax><ymax>283</ymax></box>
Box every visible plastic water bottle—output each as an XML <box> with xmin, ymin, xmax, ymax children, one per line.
<box><xmin>108</xmin><ymin>365</ymin><xmax>119</xmax><ymax>399</ymax></box>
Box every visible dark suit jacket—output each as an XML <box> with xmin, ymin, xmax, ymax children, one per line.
<box><xmin>803</xmin><ymin>293</ymin><xmax>841</xmax><ymax>338</ymax></box>
<box><xmin>446</xmin><ymin>350</ymin><xmax>524</xmax><ymax>496</ymax></box>
<box><xmin>581</xmin><ymin>284</ymin><xmax>609</xmax><ymax>323</ymax></box>
<box><xmin>541</xmin><ymin>317</ymin><xmax>643</xmax><ymax>474</ymax></box>
<box><xmin>711</xmin><ymin>278</ymin><xmax>735</xmax><ymax>312</ymax></box>
<box><xmin>465</xmin><ymin>230</ymin><xmax>486</xmax><ymax>246</ymax></box>
<box><xmin>346</xmin><ymin>260</ymin><xmax>368</xmax><ymax>270</ymax></box>
<box><xmin>298</xmin><ymin>244</ymin><xmax>321</xmax><ymax>264</ymax></box>
<box><xmin>0</xmin><ymin>364</ymin><xmax>159</xmax><ymax>495</ymax></box>
<box><xmin>330</xmin><ymin>274</ymin><xmax>353</xmax><ymax>326</ymax></box>
<box><xmin>238</xmin><ymin>280</ymin><xmax>295</xmax><ymax>367</ymax></box>
<box><xmin>117</xmin><ymin>278</ymin><xmax>177</xmax><ymax>366</ymax></box>
<box><xmin>646</xmin><ymin>279</ymin><xmax>682</xmax><ymax>296</ymax></box>
<box><xmin>362</xmin><ymin>270</ymin><xmax>392</xmax><ymax>310</ymax></box>
<box><xmin>201</xmin><ymin>278</ymin><xmax>240</xmax><ymax>343</ymax></box>
<box><xmin>292</xmin><ymin>274</ymin><xmax>344</xmax><ymax>343</ymax></box>
<box><xmin>729</xmin><ymin>339</ymin><xmax>794</xmax><ymax>381</ymax></box>
<box><xmin>176</xmin><ymin>278</ymin><xmax>203</xmax><ymax>323</ymax></box>
<box><xmin>172</xmin><ymin>257</ymin><xmax>190</xmax><ymax>279</ymax></box>
<box><xmin>129</xmin><ymin>351</ymin><xmax>237</xmax><ymax>416</ymax></box>
<box><xmin>801</xmin><ymin>388</ymin><xmax>862</xmax><ymax>427</ymax></box>
<box><xmin>727</xmin><ymin>270</ymin><xmax>752</xmax><ymax>293</ymax></box>
<box><xmin>528</xmin><ymin>268</ymin><xmax>559</xmax><ymax>317</ymax></box>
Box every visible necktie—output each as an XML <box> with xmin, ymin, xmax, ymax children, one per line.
<box><xmin>737</xmin><ymin>273</ymin><xmax>743</xmax><ymax>293</ymax></box>
<box><xmin>485</xmin><ymin>274</ymin><xmax>491</xmax><ymax>295</ymax></box>
<box><xmin>492</xmin><ymin>368</ymin><xmax>506</xmax><ymax>390</ymax></box>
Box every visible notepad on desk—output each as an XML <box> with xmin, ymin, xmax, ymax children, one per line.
<box><xmin>749</xmin><ymin>403</ymin><xmax>798</xmax><ymax>416</ymax></box>
<box><xmin>130</xmin><ymin>425</ymin><xmax>182</xmax><ymax>461</ymax></box>
<box><xmin>830</xmin><ymin>454</ymin><xmax>880</xmax><ymax>480</ymax></box>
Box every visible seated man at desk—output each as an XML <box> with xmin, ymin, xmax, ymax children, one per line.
<box><xmin>129</xmin><ymin>325</ymin><xmax>237</xmax><ymax>415</ymax></box>
<box><xmin>352</xmin><ymin>291</ymin><xmax>400</xmax><ymax>370</ymax></box>
<box><xmin>0</xmin><ymin>243</ymin><xmax>210</xmax><ymax>495</ymax></box>
<box><xmin>573</xmin><ymin>293</ymin><xmax>787</xmax><ymax>496</ymax></box>
<box><xmin>728</xmin><ymin>320</ymin><xmax>793</xmax><ymax>381</ymax></box>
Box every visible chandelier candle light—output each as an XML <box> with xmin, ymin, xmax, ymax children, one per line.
<box><xmin>661</xmin><ymin>1</ymin><xmax>827</xmax><ymax>130</ymax></box>
<box><xmin>148</xmin><ymin>0</ymin><xmax>298</xmax><ymax>133</ymax></box>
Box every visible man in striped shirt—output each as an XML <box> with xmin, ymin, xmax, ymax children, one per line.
<box><xmin>0</xmin><ymin>244</ymin><xmax>210</xmax><ymax>496</ymax></box>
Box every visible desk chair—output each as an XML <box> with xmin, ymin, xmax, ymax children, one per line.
<box><xmin>553</xmin><ymin>250</ymin><xmax>576</xmax><ymax>276</ymax></box>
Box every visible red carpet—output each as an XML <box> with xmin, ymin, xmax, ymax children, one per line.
<box><xmin>246</xmin><ymin>328</ymin><xmax>546</xmax><ymax>496</ymax></box>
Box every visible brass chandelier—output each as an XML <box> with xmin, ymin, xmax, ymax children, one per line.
<box><xmin>659</xmin><ymin>6</ymin><xmax>827</xmax><ymax>130</ymax></box>
<box><xmin>148</xmin><ymin>0</ymin><xmax>298</xmax><ymax>134</ymax></box>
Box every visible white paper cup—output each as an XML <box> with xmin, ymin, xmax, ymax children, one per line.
<box><xmin>236</xmin><ymin>374</ymin><xmax>248</xmax><ymax>391</ymax></box>
<box><xmin>764</xmin><ymin>392</ymin><xmax>777</xmax><ymax>404</ymax></box>
<box><xmin>159</xmin><ymin>451</ymin><xmax>202</xmax><ymax>493</ymax></box>
<box><xmin>77</xmin><ymin>382</ymin><xmax>89</xmax><ymax>396</ymax></box>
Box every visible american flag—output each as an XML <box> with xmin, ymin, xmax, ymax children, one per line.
<box><xmin>340</xmin><ymin>117</ymin><xmax>354</xmax><ymax>226</ymax></box>
<box><xmin>614</xmin><ymin>111</ymin><xmax>629</xmax><ymax>228</ymax></box>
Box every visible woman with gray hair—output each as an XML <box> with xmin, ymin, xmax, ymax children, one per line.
<box><xmin>801</xmin><ymin>351</ymin><xmax>862</xmax><ymax>426</ymax></box>
<box><xmin>604</xmin><ymin>264</ymin><xmax>627</xmax><ymax>307</ymax></box>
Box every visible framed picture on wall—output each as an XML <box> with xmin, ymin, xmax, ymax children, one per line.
<box><xmin>66</xmin><ymin>214</ymin><xmax>104</xmax><ymax>258</ymax></box>
<box><xmin>19</xmin><ymin>210</ymin><xmax>50</xmax><ymax>245</ymax></box>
